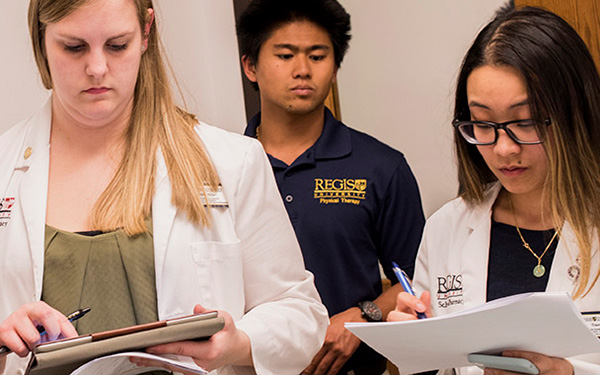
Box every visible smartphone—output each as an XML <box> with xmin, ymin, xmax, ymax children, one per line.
<box><xmin>468</xmin><ymin>353</ymin><xmax>539</xmax><ymax>374</ymax></box>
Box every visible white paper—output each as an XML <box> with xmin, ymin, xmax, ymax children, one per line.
<box><xmin>69</xmin><ymin>352</ymin><xmax>208</xmax><ymax>375</ymax></box>
<box><xmin>346</xmin><ymin>292</ymin><xmax>600</xmax><ymax>374</ymax></box>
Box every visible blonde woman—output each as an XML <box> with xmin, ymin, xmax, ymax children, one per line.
<box><xmin>0</xmin><ymin>0</ymin><xmax>328</xmax><ymax>374</ymax></box>
<box><xmin>389</xmin><ymin>5</ymin><xmax>600</xmax><ymax>375</ymax></box>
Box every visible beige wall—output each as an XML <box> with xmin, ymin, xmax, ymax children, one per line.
<box><xmin>155</xmin><ymin>1</ymin><xmax>246</xmax><ymax>132</ymax></box>
<box><xmin>0</xmin><ymin>1</ymin><xmax>51</xmax><ymax>128</ymax></box>
<box><xmin>337</xmin><ymin>0</ymin><xmax>505</xmax><ymax>216</ymax></box>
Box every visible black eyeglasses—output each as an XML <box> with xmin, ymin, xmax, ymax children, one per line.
<box><xmin>453</xmin><ymin>118</ymin><xmax>551</xmax><ymax>145</ymax></box>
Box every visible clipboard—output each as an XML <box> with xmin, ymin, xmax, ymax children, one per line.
<box><xmin>25</xmin><ymin>311</ymin><xmax>225</xmax><ymax>375</ymax></box>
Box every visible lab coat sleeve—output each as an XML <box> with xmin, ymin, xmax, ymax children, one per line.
<box><xmin>229</xmin><ymin>140</ymin><xmax>328</xmax><ymax>375</ymax></box>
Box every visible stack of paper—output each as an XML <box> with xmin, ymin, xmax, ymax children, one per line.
<box><xmin>70</xmin><ymin>352</ymin><xmax>208</xmax><ymax>375</ymax></box>
<box><xmin>345</xmin><ymin>292</ymin><xmax>600</xmax><ymax>374</ymax></box>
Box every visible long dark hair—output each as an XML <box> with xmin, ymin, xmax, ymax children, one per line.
<box><xmin>454</xmin><ymin>5</ymin><xmax>600</xmax><ymax>298</ymax></box>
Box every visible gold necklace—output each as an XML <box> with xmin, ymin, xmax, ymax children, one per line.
<box><xmin>508</xmin><ymin>197</ymin><xmax>559</xmax><ymax>278</ymax></box>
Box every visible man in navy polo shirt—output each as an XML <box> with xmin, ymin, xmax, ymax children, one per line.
<box><xmin>237</xmin><ymin>1</ymin><xmax>425</xmax><ymax>374</ymax></box>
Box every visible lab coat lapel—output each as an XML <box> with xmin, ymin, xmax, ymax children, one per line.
<box><xmin>547</xmin><ymin>222</ymin><xmax>600</xmax><ymax>298</ymax></box>
<box><xmin>547</xmin><ymin>222</ymin><xmax>578</xmax><ymax>294</ymax></box>
<box><xmin>18</xmin><ymin>101</ymin><xmax>52</xmax><ymax>299</ymax></box>
<box><xmin>461</xmin><ymin>183</ymin><xmax>502</xmax><ymax>308</ymax></box>
<box><xmin>152</xmin><ymin>148</ymin><xmax>177</xmax><ymax>301</ymax></box>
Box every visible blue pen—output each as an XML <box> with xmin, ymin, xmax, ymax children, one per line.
<box><xmin>391</xmin><ymin>262</ymin><xmax>427</xmax><ymax>319</ymax></box>
<box><xmin>0</xmin><ymin>307</ymin><xmax>91</xmax><ymax>356</ymax></box>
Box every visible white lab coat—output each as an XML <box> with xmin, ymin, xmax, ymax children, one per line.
<box><xmin>0</xmin><ymin>101</ymin><xmax>328</xmax><ymax>375</ymax></box>
<box><xmin>413</xmin><ymin>182</ymin><xmax>600</xmax><ymax>375</ymax></box>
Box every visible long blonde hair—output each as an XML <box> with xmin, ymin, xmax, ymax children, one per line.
<box><xmin>454</xmin><ymin>6</ymin><xmax>600</xmax><ymax>298</ymax></box>
<box><xmin>29</xmin><ymin>0</ymin><xmax>220</xmax><ymax>234</ymax></box>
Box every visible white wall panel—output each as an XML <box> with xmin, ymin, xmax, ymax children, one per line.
<box><xmin>337</xmin><ymin>0</ymin><xmax>505</xmax><ymax>216</ymax></box>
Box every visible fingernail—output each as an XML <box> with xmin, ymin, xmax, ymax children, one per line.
<box><xmin>416</xmin><ymin>302</ymin><xmax>426</xmax><ymax>311</ymax></box>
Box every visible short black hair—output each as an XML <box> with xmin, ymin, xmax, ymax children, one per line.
<box><xmin>237</xmin><ymin>0</ymin><xmax>351</xmax><ymax>68</ymax></box>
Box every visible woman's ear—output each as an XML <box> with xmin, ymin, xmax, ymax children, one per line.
<box><xmin>142</xmin><ymin>8</ymin><xmax>155</xmax><ymax>53</ymax></box>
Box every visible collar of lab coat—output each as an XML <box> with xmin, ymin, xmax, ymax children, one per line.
<box><xmin>464</xmin><ymin>182</ymin><xmax>502</xmax><ymax>232</ymax></box>
<box><xmin>151</xmin><ymin>147</ymin><xmax>177</xmax><ymax>294</ymax></box>
<box><xmin>455</xmin><ymin>183</ymin><xmax>501</xmax><ymax>308</ymax></box>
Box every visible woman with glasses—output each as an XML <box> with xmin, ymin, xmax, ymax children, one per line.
<box><xmin>389</xmin><ymin>5</ymin><xmax>600</xmax><ymax>375</ymax></box>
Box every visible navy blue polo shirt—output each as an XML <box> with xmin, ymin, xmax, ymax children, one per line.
<box><xmin>244</xmin><ymin>108</ymin><xmax>425</xmax><ymax>368</ymax></box>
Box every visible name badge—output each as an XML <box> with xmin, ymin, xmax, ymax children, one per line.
<box><xmin>203</xmin><ymin>185</ymin><xmax>228</xmax><ymax>207</ymax></box>
<box><xmin>582</xmin><ymin>311</ymin><xmax>600</xmax><ymax>338</ymax></box>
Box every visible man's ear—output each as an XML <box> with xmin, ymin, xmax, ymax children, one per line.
<box><xmin>241</xmin><ymin>55</ymin><xmax>258</xmax><ymax>83</ymax></box>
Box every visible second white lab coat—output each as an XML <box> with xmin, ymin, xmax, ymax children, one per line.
<box><xmin>0</xmin><ymin>101</ymin><xmax>328</xmax><ymax>375</ymax></box>
<box><xmin>414</xmin><ymin>183</ymin><xmax>600</xmax><ymax>375</ymax></box>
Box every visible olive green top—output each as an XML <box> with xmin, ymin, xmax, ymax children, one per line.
<box><xmin>42</xmin><ymin>219</ymin><xmax>170</xmax><ymax>374</ymax></box>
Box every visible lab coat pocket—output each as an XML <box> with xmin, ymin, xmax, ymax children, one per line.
<box><xmin>190</xmin><ymin>240</ymin><xmax>245</xmax><ymax>318</ymax></box>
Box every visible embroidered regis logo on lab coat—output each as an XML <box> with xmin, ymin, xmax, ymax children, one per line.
<box><xmin>437</xmin><ymin>274</ymin><xmax>464</xmax><ymax>308</ymax></box>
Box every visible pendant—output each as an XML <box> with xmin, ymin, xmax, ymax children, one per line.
<box><xmin>533</xmin><ymin>264</ymin><xmax>545</xmax><ymax>278</ymax></box>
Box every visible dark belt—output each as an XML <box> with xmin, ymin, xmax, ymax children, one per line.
<box><xmin>342</xmin><ymin>357</ymin><xmax>388</xmax><ymax>375</ymax></box>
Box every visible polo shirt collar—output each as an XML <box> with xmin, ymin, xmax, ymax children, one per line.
<box><xmin>314</xmin><ymin>107</ymin><xmax>351</xmax><ymax>160</ymax></box>
<box><xmin>244</xmin><ymin>113</ymin><xmax>260</xmax><ymax>138</ymax></box>
<box><xmin>244</xmin><ymin>107</ymin><xmax>352</xmax><ymax>161</ymax></box>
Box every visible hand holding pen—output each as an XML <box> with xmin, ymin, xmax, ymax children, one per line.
<box><xmin>390</xmin><ymin>262</ymin><xmax>429</xmax><ymax>320</ymax></box>
<box><xmin>0</xmin><ymin>302</ymin><xmax>91</xmax><ymax>357</ymax></box>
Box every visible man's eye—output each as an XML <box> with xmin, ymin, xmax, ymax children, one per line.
<box><xmin>310</xmin><ymin>55</ymin><xmax>325</xmax><ymax>61</ymax></box>
<box><xmin>277</xmin><ymin>54</ymin><xmax>293</xmax><ymax>60</ymax></box>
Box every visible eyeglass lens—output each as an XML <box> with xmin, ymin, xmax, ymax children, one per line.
<box><xmin>459</xmin><ymin>120</ymin><xmax>541</xmax><ymax>144</ymax></box>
